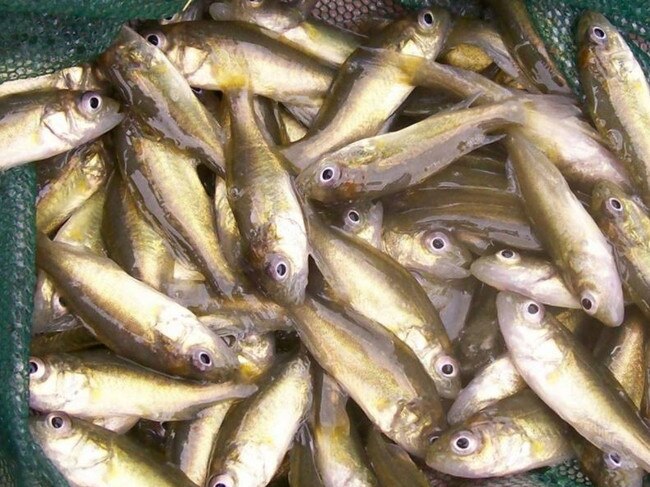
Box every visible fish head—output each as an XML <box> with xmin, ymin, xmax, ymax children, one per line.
<box><xmin>29</xmin><ymin>412</ymin><xmax>87</xmax><ymax>467</ymax></box>
<box><xmin>577</xmin><ymin>12</ymin><xmax>629</xmax><ymax>75</ymax></box>
<box><xmin>43</xmin><ymin>91</ymin><xmax>123</xmax><ymax>150</ymax></box>
<box><xmin>257</xmin><ymin>246</ymin><xmax>309</xmax><ymax>306</ymax></box>
<box><xmin>496</xmin><ymin>291</ymin><xmax>547</xmax><ymax>340</ymax></box>
<box><xmin>209</xmin><ymin>0</ymin><xmax>304</xmax><ymax>31</ymax></box>
<box><xmin>470</xmin><ymin>248</ymin><xmax>523</xmax><ymax>283</ymax></box>
<box><xmin>28</xmin><ymin>355</ymin><xmax>89</xmax><ymax>412</ymax></box>
<box><xmin>369</xmin><ymin>7</ymin><xmax>451</xmax><ymax>61</ymax></box>
<box><xmin>295</xmin><ymin>154</ymin><xmax>350</xmax><ymax>202</ymax></box>
<box><xmin>338</xmin><ymin>200</ymin><xmax>384</xmax><ymax>246</ymax></box>
<box><xmin>591</xmin><ymin>180</ymin><xmax>633</xmax><ymax>228</ymax></box>
<box><xmin>416</xmin><ymin>228</ymin><xmax>473</xmax><ymax>279</ymax></box>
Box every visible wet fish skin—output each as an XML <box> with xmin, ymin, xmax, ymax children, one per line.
<box><xmin>427</xmin><ymin>390</ymin><xmax>573</xmax><ymax>478</ymax></box>
<box><xmin>281</xmin><ymin>9</ymin><xmax>452</xmax><ymax>170</ymax></box>
<box><xmin>30</xmin><ymin>412</ymin><xmax>196</xmax><ymax>487</ymax></box>
<box><xmin>114</xmin><ymin>115</ymin><xmax>241</xmax><ymax>297</ymax></box>
<box><xmin>578</xmin><ymin>11</ymin><xmax>650</xmax><ymax>206</ymax></box>
<box><xmin>28</xmin><ymin>350</ymin><xmax>255</xmax><ymax>422</ymax></box>
<box><xmin>447</xmin><ymin>354</ymin><xmax>527</xmax><ymax>425</ymax></box>
<box><xmin>0</xmin><ymin>64</ymin><xmax>105</xmax><ymax>98</ymax></box>
<box><xmin>295</xmin><ymin>98</ymin><xmax>523</xmax><ymax>202</ymax></box>
<box><xmin>592</xmin><ymin>180</ymin><xmax>650</xmax><ymax>320</ymax></box>
<box><xmin>289</xmin><ymin>294</ymin><xmax>446</xmax><ymax>457</ymax></box>
<box><xmin>36</xmin><ymin>139</ymin><xmax>111</xmax><ymax>235</ymax></box>
<box><xmin>304</xmin><ymin>207</ymin><xmax>460</xmax><ymax>399</ymax></box>
<box><xmin>225</xmin><ymin>90</ymin><xmax>308</xmax><ymax>306</ymax></box>
<box><xmin>506</xmin><ymin>131</ymin><xmax>624</xmax><ymax>327</ymax></box>
<box><xmin>0</xmin><ymin>89</ymin><xmax>122</xmax><ymax>169</ymax></box>
<box><xmin>36</xmin><ymin>234</ymin><xmax>238</xmax><ymax>381</ymax></box>
<box><xmin>496</xmin><ymin>291</ymin><xmax>650</xmax><ymax>471</ymax></box>
<box><xmin>289</xmin><ymin>426</ymin><xmax>326</xmax><ymax>487</ymax></box>
<box><xmin>311</xmin><ymin>371</ymin><xmax>379</xmax><ymax>487</ymax></box>
<box><xmin>206</xmin><ymin>354</ymin><xmax>313</xmax><ymax>487</ymax></box>
<box><xmin>102</xmin><ymin>173</ymin><xmax>174</xmax><ymax>292</ymax></box>
<box><xmin>470</xmin><ymin>248</ymin><xmax>580</xmax><ymax>308</ymax></box>
<box><xmin>148</xmin><ymin>20</ymin><xmax>335</xmax><ymax>107</ymax></box>
<box><xmin>100</xmin><ymin>26</ymin><xmax>226</xmax><ymax>173</ymax></box>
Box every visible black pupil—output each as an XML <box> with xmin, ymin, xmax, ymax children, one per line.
<box><xmin>432</xmin><ymin>238</ymin><xmax>445</xmax><ymax>249</ymax></box>
<box><xmin>456</xmin><ymin>437</ymin><xmax>470</xmax><ymax>449</ymax></box>
<box><xmin>321</xmin><ymin>168</ymin><xmax>334</xmax><ymax>181</ymax></box>
<box><xmin>501</xmin><ymin>249</ymin><xmax>514</xmax><ymax>258</ymax></box>
<box><xmin>581</xmin><ymin>298</ymin><xmax>593</xmax><ymax>310</ymax></box>
<box><xmin>527</xmin><ymin>303</ymin><xmax>539</xmax><ymax>315</ymax></box>
<box><xmin>610</xmin><ymin>452</ymin><xmax>621</xmax><ymax>464</ymax></box>
<box><xmin>423</xmin><ymin>12</ymin><xmax>433</xmax><ymax>24</ymax></box>
<box><xmin>164</xmin><ymin>15</ymin><xmax>174</xmax><ymax>20</ymax></box>
<box><xmin>610</xmin><ymin>198</ymin><xmax>622</xmax><ymax>210</ymax></box>
<box><xmin>199</xmin><ymin>352</ymin><xmax>212</xmax><ymax>365</ymax></box>
<box><xmin>348</xmin><ymin>211</ymin><xmax>360</xmax><ymax>223</ymax></box>
<box><xmin>29</xmin><ymin>361</ymin><xmax>38</xmax><ymax>374</ymax></box>
<box><xmin>593</xmin><ymin>27</ymin><xmax>605</xmax><ymax>39</ymax></box>
<box><xmin>147</xmin><ymin>34</ymin><xmax>160</xmax><ymax>46</ymax></box>
<box><xmin>276</xmin><ymin>262</ymin><xmax>287</xmax><ymax>277</ymax></box>
<box><xmin>441</xmin><ymin>363</ymin><xmax>454</xmax><ymax>375</ymax></box>
<box><xmin>51</xmin><ymin>416</ymin><xmax>64</xmax><ymax>429</ymax></box>
<box><xmin>58</xmin><ymin>296</ymin><xmax>67</xmax><ymax>308</ymax></box>
<box><xmin>89</xmin><ymin>97</ymin><xmax>99</xmax><ymax>110</ymax></box>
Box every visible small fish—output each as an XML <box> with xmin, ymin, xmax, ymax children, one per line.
<box><xmin>0</xmin><ymin>89</ymin><xmax>122</xmax><ymax>169</ymax></box>
<box><xmin>365</xmin><ymin>428</ymin><xmax>429</xmax><ymax>487</ymax></box>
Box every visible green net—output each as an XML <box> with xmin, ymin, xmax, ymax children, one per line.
<box><xmin>0</xmin><ymin>0</ymin><xmax>647</xmax><ymax>486</ymax></box>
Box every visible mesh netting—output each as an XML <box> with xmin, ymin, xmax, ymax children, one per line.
<box><xmin>0</xmin><ymin>0</ymin><xmax>647</xmax><ymax>486</ymax></box>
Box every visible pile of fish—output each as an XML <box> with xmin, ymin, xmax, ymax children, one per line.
<box><xmin>5</xmin><ymin>0</ymin><xmax>650</xmax><ymax>485</ymax></box>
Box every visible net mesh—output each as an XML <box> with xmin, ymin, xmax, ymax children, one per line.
<box><xmin>0</xmin><ymin>0</ymin><xmax>646</xmax><ymax>486</ymax></box>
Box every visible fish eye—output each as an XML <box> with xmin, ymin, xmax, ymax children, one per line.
<box><xmin>590</xmin><ymin>26</ymin><xmax>607</xmax><ymax>43</ymax></box>
<box><xmin>523</xmin><ymin>300</ymin><xmax>544</xmax><ymax>322</ymax></box>
<box><xmin>606</xmin><ymin>197</ymin><xmax>623</xmax><ymax>213</ymax></box>
<box><xmin>208</xmin><ymin>473</ymin><xmax>235</xmax><ymax>487</ymax></box>
<box><xmin>604</xmin><ymin>451</ymin><xmax>622</xmax><ymax>469</ymax></box>
<box><xmin>78</xmin><ymin>92</ymin><xmax>103</xmax><ymax>114</ymax></box>
<box><xmin>580</xmin><ymin>292</ymin><xmax>598</xmax><ymax>314</ymax></box>
<box><xmin>318</xmin><ymin>166</ymin><xmax>340</xmax><ymax>186</ymax></box>
<box><xmin>163</xmin><ymin>14</ymin><xmax>175</xmax><ymax>21</ymax></box>
<box><xmin>426</xmin><ymin>231</ymin><xmax>448</xmax><ymax>252</ymax></box>
<box><xmin>451</xmin><ymin>431</ymin><xmax>479</xmax><ymax>455</ymax></box>
<box><xmin>190</xmin><ymin>347</ymin><xmax>215</xmax><ymax>371</ymax></box>
<box><xmin>418</xmin><ymin>10</ymin><xmax>435</xmax><ymax>28</ymax></box>
<box><xmin>435</xmin><ymin>355</ymin><xmax>458</xmax><ymax>378</ymax></box>
<box><xmin>28</xmin><ymin>357</ymin><xmax>46</xmax><ymax>381</ymax></box>
<box><xmin>145</xmin><ymin>31</ymin><xmax>166</xmax><ymax>49</ymax></box>
<box><xmin>345</xmin><ymin>209</ymin><xmax>361</xmax><ymax>226</ymax></box>
<box><xmin>46</xmin><ymin>412</ymin><xmax>72</xmax><ymax>433</ymax></box>
<box><xmin>266</xmin><ymin>255</ymin><xmax>290</xmax><ymax>282</ymax></box>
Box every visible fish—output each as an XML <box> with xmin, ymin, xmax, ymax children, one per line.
<box><xmin>281</xmin><ymin>9</ymin><xmax>452</xmax><ymax>170</ymax></box>
<box><xmin>304</xmin><ymin>207</ymin><xmax>460</xmax><ymax>399</ymax></box>
<box><xmin>0</xmin><ymin>64</ymin><xmax>105</xmax><ymax>98</ymax></box>
<box><xmin>427</xmin><ymin>390</ymin><xmax>573</xmax><ymax>477</ymax></box>
<box><xmin>102</xmin><ymin>173</ymin><xmax>174</xmax><ymax>291</ymax></box>
<box><xmin>506</xmin><ymin>131</ymin><xmax>624</xmax><ymax>326</ymax></box>
<box><xmin>578</xmin><ymin>11</ymin><xmax>650</xmax><ymax>206</ymax></box>
<box><xmin>224</xmin><ymin>90</ymin><xmax>308</xmax><ymax>305</ymax></box>
<box><xmin>145</xmin><ymin>20</ymin><xmax>335</xmax><ymax>107</ymax></box>
<box><xmin>497</xmin><ymin>291</ymin><xmax>650</xmax><ymax>471</ymax></box>
<box><xmin>36</xmin><ymin>139</ymin><xmax>111</xmax><ymax>235</ymax></box>
<box><xmin>206</xmin><ymin>354</ymin><xmax>313</xmax><ymax>487</ymax></box>
<box><xmin>213</xmin><ymin>176</ymin><xmax>245</xmax><ymax>271</ymax></box>
<box><xmin>289</xmin><ymin>426</ymin><xmax>325</xmax><ymax>487</ymax></box>
<box><xmin>30</xmin><ymin>412</ymin><xmax>196</xmax><ymax>487</ymax></box>
<box><xmin>100</xmin><ymin>26</ymin><xmax>226</xmax><ymax>173</ymax></box>
<box><xmin>28</xmin><ymin>350</ymin><xmax>255</xmax><ymax>422</ymax></box>
<box><xmin>311</xmin><ymin>371</ymin><xmax>379</xmax><ymax>487</ymax></box>
<box><xmin>470</xmin><ymin>248</ymin><xmax>580</xmax><ymax>308</ymax></box>
<box><xmin>295</xmin><ymin>98</ymin><xmax>523</xmax><ymax>202</ymax></box>
<box><xmin>114</xmin><ymin>115</ymin><xmax>242</xmax><ymax>297</ymax></box>
<box><xmin>289</xmin><ymin>294</ymin><xmax>446</xmax><ymax>457</ymax></box>
<box><xmin>326</xmin><ymin>200</ymin><xmax>384</xmax><ymax>249</ymax></box>
<box><xmin>592</xmin><ymin>180</ymin><xmax>650</xmax><ymax>320</ymax></box>
<box><xmin>36</xmin><ymin>234</ymin><xmax>238</xmax><ymax>381</ymax></box>
<box><xmin>0</xmin><ymin>89</ymin><xmax>122</xmax><ymax>169</ymax></box>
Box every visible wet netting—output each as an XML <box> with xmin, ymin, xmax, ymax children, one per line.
<box><xmin>0</xmin><ymin>0</ymin><xmax>647</xmax><ymax>485</ymax></box>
